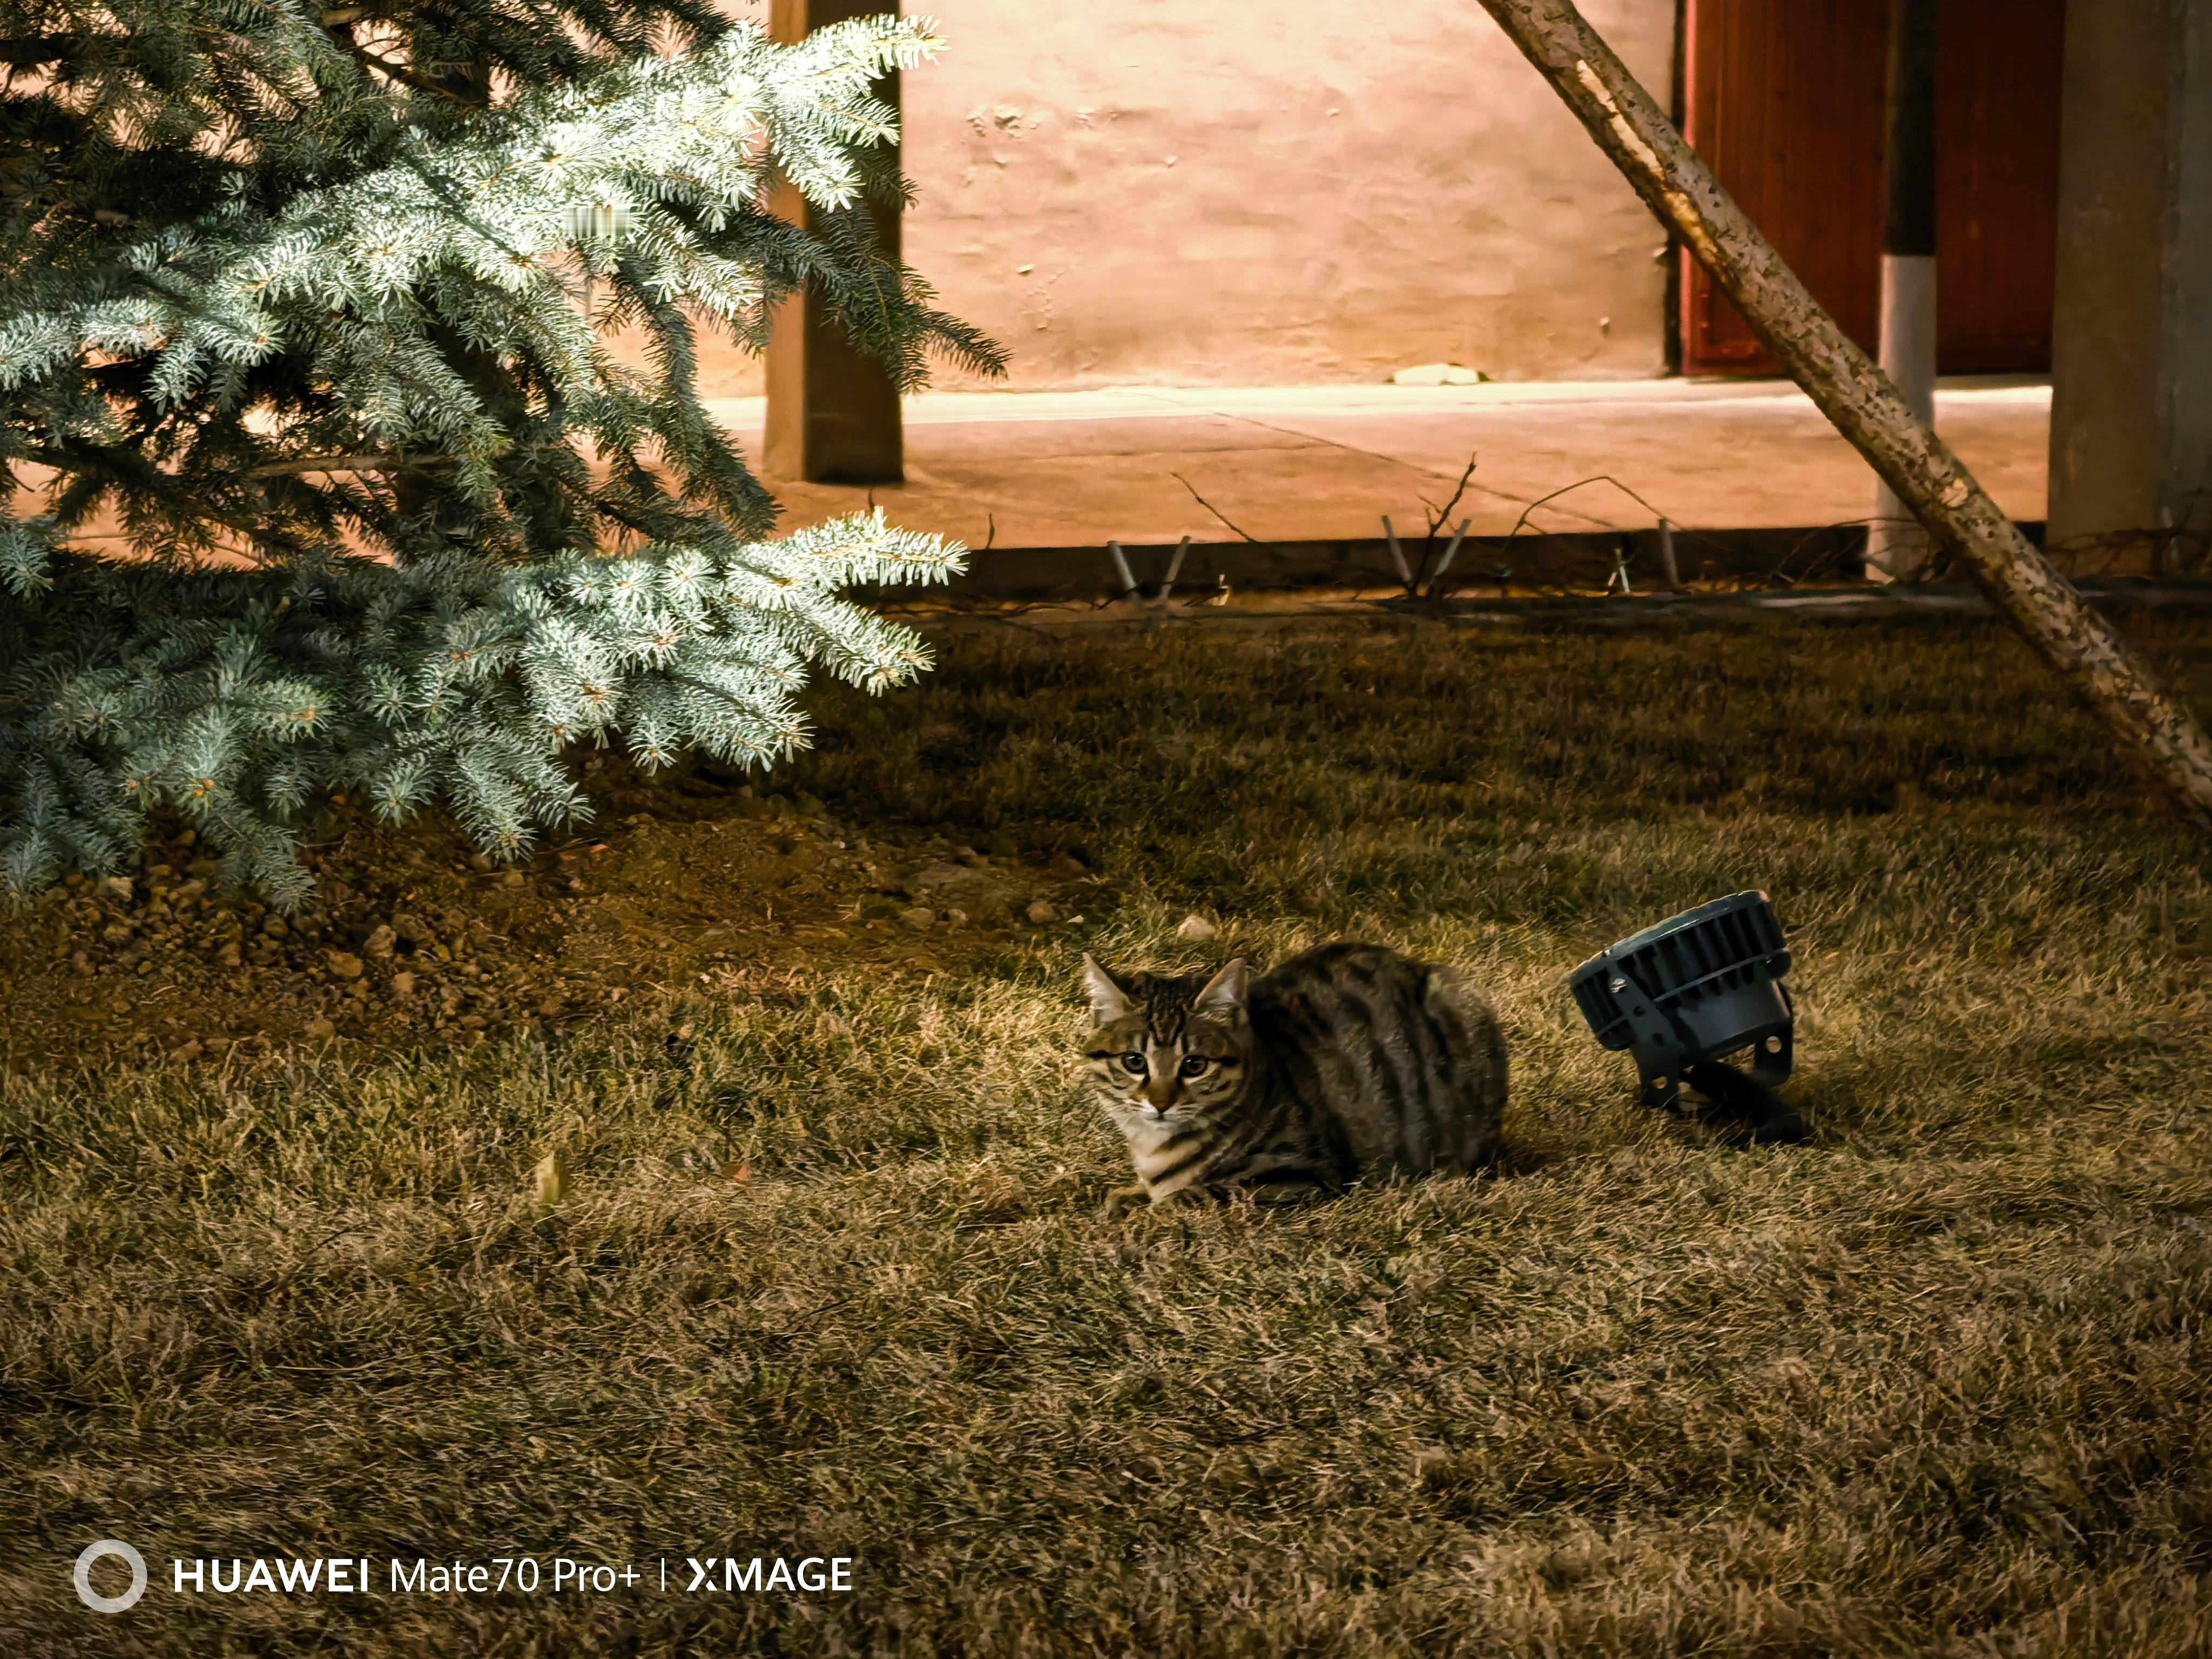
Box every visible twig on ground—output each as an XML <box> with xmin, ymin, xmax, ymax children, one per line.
<box><xmin>1501</xmin><ymin>474</ymin><xmax>1672</xmax><ymax>543</ymax></box>
<box><xmin>1421</xmin><ymin>453</ymin><xmax>1482</xmax><ymax>539</ymax></box>
<box><xmin>1171</xmin><ymin>473</ymin><xmax>1284</xmax><ymax>554</ymax></box>
<box><xmin>1496</xmin><ymin>474</ymin><xmax>1764</xmax><ymax>593</ymax></box>
<box><xmin>1763</xmin><ymin>517</ymin><xmax>1900</xmax><ymax>588</ymax></box>
<box><xmin>1415</xmin><ymin>452</ymin><xmax>1482</xmax><ymax>597</ymax></box>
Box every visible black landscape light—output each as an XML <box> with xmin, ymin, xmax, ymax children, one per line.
<box><xmin>1568</xmin><ymin>891</ymin><xmax>1803</xmax><ymax>1141</ymax></box>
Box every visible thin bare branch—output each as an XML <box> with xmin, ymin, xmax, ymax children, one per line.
<box><xmin>1170</xmin><ymin>472</ymin><xmax>1271</xmax><ymax>549</ymax></box>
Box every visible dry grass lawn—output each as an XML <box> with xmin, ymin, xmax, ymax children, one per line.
<box><xmin>4</xmin><ymin>603</ymin><xmax>2211</xmax><ymax>1656</ymax></box>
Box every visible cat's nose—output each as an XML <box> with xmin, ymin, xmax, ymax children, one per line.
<box><xmin>1144</xmin><ymin>1074</ymin><xmax>1179</xmax><ymax>1110</ymax></box>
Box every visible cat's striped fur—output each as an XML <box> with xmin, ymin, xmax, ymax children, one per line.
<box><xmin>1081</xmin><ymin>942</ymin><xmax>1506</xmax><ymax>1205</ymax></box>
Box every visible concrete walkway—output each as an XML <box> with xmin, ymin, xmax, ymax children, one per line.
<box><xmin>710</xmin><ymin>375</ymin><xmax>2052</xmax><ymax>550</ymax></box>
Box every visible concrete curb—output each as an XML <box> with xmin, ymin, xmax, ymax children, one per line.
<box><xmin>893</xmin><ymin>578</ymin><xmax>2212</xmax><ymax>633</ymax></box>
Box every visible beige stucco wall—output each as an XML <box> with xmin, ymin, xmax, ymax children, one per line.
<box><xmin>698</xmin><ymin>0</ymin><xmax>1678</xmax><ymax>394</ymax></box>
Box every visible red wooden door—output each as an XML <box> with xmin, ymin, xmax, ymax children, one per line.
<box><xmin>1935</xmin><ymin>0</ymin><xmax>2066</xmax><ymax>372</ymax></box>
<box><xmin>1680</xmin><ymin>0</ymin><xmax>2065</xmax><ymax>377</ymax></box>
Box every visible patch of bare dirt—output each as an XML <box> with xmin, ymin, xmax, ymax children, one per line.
<box><xmin>0</xmin><ymin>771</ymin><xmax>1111</xmax><ymax>1073</ymax></box>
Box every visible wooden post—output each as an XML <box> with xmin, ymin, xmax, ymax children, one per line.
<box><xmin>764</xmin><ymin>0</ymin><xmax>904</xmax><ymax>485</ymax></box>
<box><xmin>1472</xmin><ymin>0</ymin><xmax>2212</xmax><ymax>833</ymax></box>
<box><xmin>2046</xmin><ymin>0</ymin><xmax>2212</xmax><ymax>574</ymax></box>
<box><xmin>1866</xmin><ymin>0</ymin><xmax>1938</xmax><ymax>582</ymax></box>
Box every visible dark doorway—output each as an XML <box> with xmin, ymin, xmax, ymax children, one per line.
<box><xmin>1679</xmin><ymin>0</ymin><xmax>2066</xmax><ymax>376</ymax></box>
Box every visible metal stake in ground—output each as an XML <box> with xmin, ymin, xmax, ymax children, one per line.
<box><xmin>1107</xmin><ymin>539</ymin><xmax>1139</xmax><ymax>599</ymax></box>
<box><xmin>1658</xmin><ymin>517</ymin><xmax>1682</xmax><ymax>589</ymax></box>
<box><xmin>1426</xmin><ymin>519</ymin><xmax>1474</xmax><ymax>595</ymax></box>
<box><xmin>1156</xmin><ymin>535</ymin><xmax>1192</xmax><ymax>608</ymax></box>
<box><xmin>1472</xmin><ymin>0</ymin><xmax>2212</xmax><ymax>834</ymax></box>
<box><xmin>1380</xmin><ymin>516</ymin><xmax>1414</xmax><ymax>588</ymax></box>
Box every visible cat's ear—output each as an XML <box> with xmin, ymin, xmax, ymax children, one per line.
<box><xmin>1192</xmin><ymin>958</ymin><xmax>1248</xmax><ymax>1018</ymax></box>
<box><xmin>1082</xmin><ymin>954</ymin><xmax>1135</xmax><ymax>1024</ymax></box>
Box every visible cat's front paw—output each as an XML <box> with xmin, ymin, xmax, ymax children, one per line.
<box><xmin>1098</xmin><ymin>1183</ymin><xmax>1152</xmax><ymax>1219</ymax></box>
<box><xmin>1143</xmin><ymin>1185</ymin><xmax>1212</xmax><ymax>1214</ymax></box>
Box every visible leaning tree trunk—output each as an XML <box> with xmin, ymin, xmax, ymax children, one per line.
<box><xmin>1474</xmin><ymin>0</ymin><xmax>2212</xmax><ymax>834</ymax></box>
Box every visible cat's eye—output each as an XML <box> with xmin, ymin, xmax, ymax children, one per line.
<box><xmin>1179</xmin><ymin>1055</ymin><xmax>1210</xmax><ymax>1077</ymax></box>
<box><xmin>1120</xmin><ymin>1053</ymin><xmax>1146</xmax><ymax>1075</ymax></box>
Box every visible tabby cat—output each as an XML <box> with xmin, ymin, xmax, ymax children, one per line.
<box><xmin>1081</xmin><ymin>942</ymin><xmax>1506</xmax><ymax>1205</ymax></box>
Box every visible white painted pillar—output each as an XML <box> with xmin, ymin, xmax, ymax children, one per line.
<box><xmin>1866</xmin><ymin>0</ymin><xmax>1939</xmax><ymax>583</ymax></box>
<box><xmin>1867</xmin><ymin>255</ymin><xmax>1938</xmax><ymax>579</ymax></box>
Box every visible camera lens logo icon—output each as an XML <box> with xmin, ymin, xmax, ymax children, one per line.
<box><xmin>73</xmin><ymin>1540</ymin><xmax>147</xmax><ymax>1613</ymax></box>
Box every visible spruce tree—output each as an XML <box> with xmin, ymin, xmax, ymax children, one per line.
<box><xmin>0</xmin><ymin>0</ymin><xmax>1000</xmax><ymax>908</ymax></box>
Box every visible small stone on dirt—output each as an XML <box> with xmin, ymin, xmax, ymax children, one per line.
<box><xmin>305</xmin><ymin>1016</ymin><xmax>337</xmax><ymax>1040</ymax></box>
<box><xmin>1027</xmin><ymin>900</ymin><xmax>1057</xmax><ymax>925</ymax></box>
<box><xmin>911</xmin><ymin>860</ymin><xmax>982</xmax><ymax>892</ymax></box>
<box><xmin>1176</xmin><ymin>914</ymin><xmax>1219</xmax><ymax>941</ymax></box>
<box><xmin>900</xmin><ymin>906</ymin><xmax>935</xmax><ymax>931</ymax></box>
<box><xmin>327</xmin><ymin>950</ymin><xmax>365</xmax><ymax>980</ymax></box>
<box><xmin>391</xmin><ymin>972</ymin><xmax>416</xmax><ymax>998</ymax></box>
<box><xmin>1047</xmin><ymin>852</ymin><xmax>1087</xmax><ymax>877</ymax></box>
<box><xmin>468</xmin><ymin>852</ymin><xmax>495</xmax><ymax>872</ymax></box>
<box><xmin>363</xmin><ymin>924</ymin><xmax>396</xmax><ymax>959</ymax></box>
<box><xmin>171</xmin><ymin>1039</ymin><xmax>203</xmax><ymax>1063</ymax></box>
